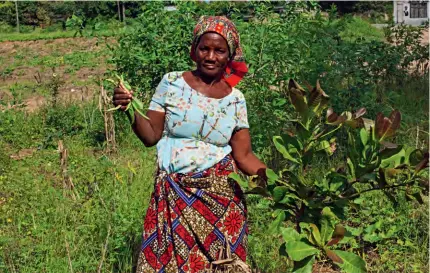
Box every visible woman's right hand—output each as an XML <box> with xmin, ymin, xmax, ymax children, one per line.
<box><xmin>113</xmin><ymin>86</ymin><xmax>133</xmax><ymax>111</ymax></box>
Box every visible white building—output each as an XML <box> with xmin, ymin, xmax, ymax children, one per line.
<box><xmin>394</xmin><ymin>1</ymin><xmax>429</xmax><ymax>25</ymax></box>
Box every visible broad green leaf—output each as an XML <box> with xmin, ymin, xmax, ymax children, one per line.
<box><xmin>273</xmin><ymin>186</ymin><xmax>289</xmax><ymax>202</ymax></box>
<box><xmin>280</xmin><ymin>227</ymin><xmax>301</xmax><ymax>242</ymax></box>
<box><xmin>128</xmin><ymin>106</ymin><xmax>135</xmax><ymax>124</ymax></box>
<box><xmin>282</xmin><ymin>133</ymin><xmax>303</xmax><ymax>153</ymax></box>
<box><xmin>408</xmin><ymin>148</ymin><xmax>423</xmax><ymax>165</ymax></box>
<box><xmin>285</xmin><ymin>241</ymin><xmax>320</xmax><ymax>261</ymax></box>
<box><xmin>379</xmin><ymin>144</ymin><xmax>403</xmax><ymax>161</ymax></box>
<box><xmin>228</xmin><ymin>173</ymin><xmax>247</xmax><ymax>188</ymax></box>
<box><xmin>316</xmin><ymin>140</ymin><xmax>331</xmax><ymax>155</ymax></box>
<box><xmin>412</xmin><ymin>192</ymin><xmax>424</xmax><ymax>204</ymax></box>
<box><xmin>333</xmin><ymin>250</ymin><xmax>367</xmax><ymax>273</ymax></box>
<box><xmin>320</xmin><ymin>207</ymin><xmax>337</xmax><ymax>245</ymax></box>
<box><xmin>268</xmin><ymin>210</ymin><xmax>286</xmax><ymax>234</ymax></box>
<box><xmin>381</xmin><ymin>149</ymin><xmax>405</xmax><ymax>168</ymax></box>
<box><xmin>266</xmin><ymin>168</ymin><xmax>279</xmax><ymax>186</ymax></box>
<box><xmin>279</xmin><ymin>192</ymin><xmax>301</xmax><ymax>204</ymax></box>
<box><xmin>292</xmin><ymin>255</ymin><xmax>315</xmax><ymax>273</ymax></box>
<box><xmin>273</xmin><ymin>136</ymin><xmax>300</xmax><ymax>163</ymax></box>
<box><xmin>245</xmin><ymin>186</ymin><xmax>270</xmax><ymax>197</ymax></box>
<box><xmin>347</xmin><ymin>158</ymin><xmax>356</xmax><ymax>180</ymax></box>
<box><xmin>289</xmin><ymin>87</ymin><xmax>308</xmax><ymax>117</ymax></box>
<box><xmin>309</xmin><ymin>223</ymin><xmax>322</xmax><ymax>246</ymax></box>
<box><xmin>359</xmin><ymin>128</ymin><xmax>368</xmax><ymax>146</ymax></box>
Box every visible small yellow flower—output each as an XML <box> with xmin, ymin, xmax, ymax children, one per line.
<box><xmin>7</xmin><ymin>218</ymin><xmax>12</xmax><ymax>223</ymax></box>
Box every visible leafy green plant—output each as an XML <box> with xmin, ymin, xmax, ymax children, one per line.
<box><xmin>230</xmin><ymin>79</ymin><xmax>428</xmax><ymax>272</ymax></box>
<box><xmin>65</xmin><ymin>14</ymin><xmax>86</xmax><ymax>37</ymax></box>
<box><xmin>280</xmin><ymin>207</ymin><xmax>366</xmax><ymax>273</ymax></box>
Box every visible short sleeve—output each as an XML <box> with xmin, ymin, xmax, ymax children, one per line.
<box><xmin>148</xmin><ymin>74</ymin><xmax>169</xmax><ymax>112</ymax></box>
<box><xmin>234</xmin><ymin>94</ymin><xmax>249</xmax><ymax>132</ymax></box>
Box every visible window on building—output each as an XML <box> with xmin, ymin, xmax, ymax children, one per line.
<box><xmin>410</xmin><ymin>1</ymin><xmax>428</xmax><ymax>18</ymax></box>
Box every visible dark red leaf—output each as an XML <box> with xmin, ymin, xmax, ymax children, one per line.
<box><xmin>384</xmin><ymin>110</ymin><xmax>401</xmax><ymax>138</ymax></box>
<box><xmin>326</xmin><ymin>224</ymin><xmax>346</xmax><ymax>246</ymax></box>
<box><xmin>415</xmin><ymin>153</ymin><xmax>429</xmax><ymax>174</ymax></box>
<box><xmin>288</xmin><ymin>79</ymin><xmax>306</xmax><ymax>94</ymax></box>
<box><xmin>375</xmin><ymin>113</ymin><xmax>385</xmax><ymax>139</ymax></box>
<box><xmin>326</xmin><ymin>249</ymin><xmax>343</xmax><ymax>264</ymax></box>
<box><xmin>378</xmin><ymin>168</ymin><xmax>387</xmax><ymax>188</ymax></box>
<box><xmin>380</xmin><ymin>117</ymin><xmax>392</xmax><ymax>139</ymax></box>
<box><xmin>353</xmin><ymin>107</ymin><xmax>366</xmax><ymax>119</ymax></box>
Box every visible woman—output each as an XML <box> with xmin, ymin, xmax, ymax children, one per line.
<box><xmin>113</xmin><ymin>16</ymin><xmax>266</xmax><ymax>272</ymax></box>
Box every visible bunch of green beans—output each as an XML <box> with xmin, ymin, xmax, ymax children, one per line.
<box><xmin>106</xmin><ymin>74</ymin><xmax>149</xmax><ymax>123</ymax></box>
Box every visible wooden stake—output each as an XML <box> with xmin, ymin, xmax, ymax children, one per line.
<box><xmin>99</xmin><ymin>83</ymin><xmax>117</xmax><ymax>153</ymax></box>
<box><xmin>58</xmin><ymin>140</ymin><xmax>78</xmax><ymax>200</ymax></box>
<box><xmin>64</xmin><ymin>235</ymin><xmax>74</xmax><ymax>273</ymax></box>
<box><xmin>97</xmin><ymin>225</ymin><xmax>111</xmax><ymax>273</ymax></box>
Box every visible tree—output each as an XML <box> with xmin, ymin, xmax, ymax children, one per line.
<box><xmin>15</xmin><ymin>0</ymin><xmax>19</xmax><ymax>32</ymax></box>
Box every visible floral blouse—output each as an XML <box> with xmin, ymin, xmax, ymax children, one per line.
<box><xmin>148</xmin><ymin>72</ymin><xmax>249</xmax><ymax>174</ymax></box>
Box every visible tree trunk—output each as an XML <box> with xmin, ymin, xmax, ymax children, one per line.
<box><xmin>122</xmin><ymin>1</ymin><xmax>126</xmax><ymax>24</ymax></box>
<box><xmin>15</xmin><ymin>0</ymin><xmax>20</xmax><ymax>33</ymax></box>
<box><xmin>117</xmin><ymin>1</ymin><xmax>121</xmax><ymax>22</ymax></box>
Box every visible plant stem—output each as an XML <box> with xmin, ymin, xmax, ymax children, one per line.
<box><xmin>295</xmin><ymin>203</ymin><xmax>305</xmax><ymax>232</ymax></box>
<box><xmin>342</xmin><ymin>180</ymin><xmax>414</xmax><ymax>200</ymax></box>
<box><xmin>316</xmin><ymin>125</ymin><xmax>342</xmax><ymax>140</ymax></box>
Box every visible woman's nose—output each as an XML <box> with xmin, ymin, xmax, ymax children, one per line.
<box><xmin>207</xmin><ymin>50</ymin><xmax>216</xmax><ymax>60</ymax></box>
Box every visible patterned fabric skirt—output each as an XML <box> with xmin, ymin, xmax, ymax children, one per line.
<box><xmin>136</xmin><ymin>155</ymin><xmax>248</xmax><ymax>273</ymax></box>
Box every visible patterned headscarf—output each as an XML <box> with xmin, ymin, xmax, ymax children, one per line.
<box><xmin>190</xmin><ymin>16</ymin><xmax>248</xmax><ymax>87</ymax></box>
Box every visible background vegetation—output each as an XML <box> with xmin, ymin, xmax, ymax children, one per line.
<box><xmin>0</xmin><ymin>1</ymin><xmax>428</xmax><ymax>273</ymax></box>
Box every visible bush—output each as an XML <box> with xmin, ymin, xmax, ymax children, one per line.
<box><xmin>0</xmin><ymin>21</ymin><xmax>14</xmax><ymax>33</ymax></box>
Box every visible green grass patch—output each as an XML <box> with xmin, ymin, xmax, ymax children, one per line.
<box><xmin>0</xmin><ymin>104</ymin><xmax>156</xmax><ymax>272</ymax></box>
<box><xmin>340</xmin><ymin>16</ymin><xmax>385</xmax><ymax>42</ymax></box>
<box><xmin>0</xmin><ymin>29</ymin><xmax>117</xmax><ymax>42</ymax></box>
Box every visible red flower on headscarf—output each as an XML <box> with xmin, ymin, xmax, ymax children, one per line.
<box><xmin>224</xmin><ymin>210</ymin><xmax>243</xmax><ymax>235</ymax></box>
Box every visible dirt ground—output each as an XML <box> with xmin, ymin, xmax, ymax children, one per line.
<box><xmin>0</xmin><ymin>37</ymin><xmax>114</xmax><ymax>112</ymax></box>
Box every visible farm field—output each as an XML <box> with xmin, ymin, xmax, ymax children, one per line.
<box><xmin>1</xmin><ymin>2</ymin><xmax>429</xmax><ymax>273</ymax></box>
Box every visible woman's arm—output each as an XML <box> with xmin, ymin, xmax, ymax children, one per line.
<box><xmin>130</xmin><ymin>110</ymin><xmax>165</xmax><ymax>147</ymax></box>
<box><xmin>113</xmin><ymin>87</ymin><xmax>165</xmax><ymax>147</ymax></box>
<box><xmin>230</xmin><ymin>129</ymin><xmax>266</xmax><ymax>176</ymax></box>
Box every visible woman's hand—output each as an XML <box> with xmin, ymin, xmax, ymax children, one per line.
<box><xmin>113</xmin><ymin>86</ymin><xmax>133</xmax><ymax>111</ymax></box>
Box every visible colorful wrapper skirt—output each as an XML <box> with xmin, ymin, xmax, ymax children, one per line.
<box><xmin>136</xmin><ymin>155</ymin><xmax>248</xmax><ymax>273</ymax></box>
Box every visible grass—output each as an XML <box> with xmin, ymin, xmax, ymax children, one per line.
<box><xmin>0</xmin><ymin>19</ymin><xmax>137</xmax><ymax>42</ymax></box>
<box><xmin>339</xmin><ymin>16</ymin><xmax>385</xmax><ymax>42</ymax></box>
<box><xmin>0</xmin><ymin>105</ymin><xmax>156</xmax><ymax>272</ymax></box>
<box><xmin>0</xmin><ymin>26</ymin><xmax>119</xmax><ymax>42</ymax></box>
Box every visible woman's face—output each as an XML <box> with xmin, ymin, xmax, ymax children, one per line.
<box><xmin>195</xmin><ymin>32</ymin><xmax>230</xmax><ymax>78</ymax></box>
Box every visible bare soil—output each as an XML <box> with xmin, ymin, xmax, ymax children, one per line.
<box><xmin>0</xmin><ymin>37</ymin><xmax>115</xmax><ymax>112</ymax></box>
